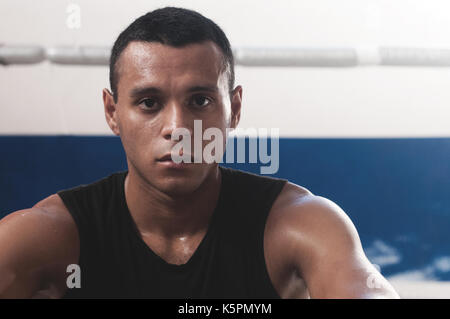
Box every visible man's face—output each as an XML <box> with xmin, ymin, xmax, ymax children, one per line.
<box><xmin>104</xmin><ymin>41</ymin><xmax>241</xmax><ymax>195</ymax></box>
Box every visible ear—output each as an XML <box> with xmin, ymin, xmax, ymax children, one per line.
<box><xmin>229</xmin><ymin>85</ymin><xmax>242</xmax><ymax>129</ymax></box>
<box><xmin>103</xmin><ymin>88</ymin><xmax>120</xmax><ymax>136</ymax></box>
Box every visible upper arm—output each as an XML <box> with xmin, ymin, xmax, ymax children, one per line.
<box><xmin>0</xmin><ymin>195</ymin><xmax>79</xmax><ymax>298</ymax></box>
<box><xmin>277</xmin><ymin>194</ymin><xmax>399</xmax><ymax>298</ymax></box>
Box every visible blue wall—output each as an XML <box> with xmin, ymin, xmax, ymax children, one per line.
<box><xmin>1</xmin><ymin>136</ymin><xmax>449</xmax><ymax>280</ymax></box>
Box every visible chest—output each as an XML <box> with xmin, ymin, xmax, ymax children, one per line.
<box><xmin>138</xmin><ymin>228</ymin><xmax>309</xmax><ymax>298</ymax></box>
<box><xmin>139</xmin><ymin>232</ymin><xmax>206</xmax><ymax>265</ymax></box>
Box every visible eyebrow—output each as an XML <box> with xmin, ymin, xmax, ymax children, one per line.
<box><xmin>129</xmin><ymin>86</ymin><xmax>162</xmax><ymax>98</ymax></box>
<box><xmin>187</xmin><ymin>85</ymin><xmax>219</xmax><ymax>93</ymax></box>
<box><xmin>129</xmin><ymin>85</ymin><xmax>219</xmax><ymax>98</ymax></box>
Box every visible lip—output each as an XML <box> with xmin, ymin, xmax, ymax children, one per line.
<box><xmin>157</xmin><ymin>153</ymin><xmax>194</xmax><ymax>169</ymax></box>
<box><xmin>157</xmin><ymin>153</ymin><xmax>194</xmax><ymax>162</ymax></box>
<box><xmin>157</xmin><ymin>160</ymin><xmax>190</xmax><ymax>169</ymax></box>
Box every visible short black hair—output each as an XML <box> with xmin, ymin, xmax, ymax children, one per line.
<box><xmin>109</xmin><ymin>7</ymin><xmax>235</xmax><ymax>102</ymax></box>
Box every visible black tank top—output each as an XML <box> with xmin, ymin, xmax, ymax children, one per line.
<box><xmin>57</xmin><ymin>165</ymin><xmax>288</xmax><ymax>299</ymax></box>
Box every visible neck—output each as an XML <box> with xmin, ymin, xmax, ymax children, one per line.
<box><xmin>124</xmin><ymin>165</ymin><xmax>222</xmax><ymax>239</ymax></box>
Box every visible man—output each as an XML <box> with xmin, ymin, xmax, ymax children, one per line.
<box><xmin>0</xmin><ymin>7</ymin><xmax>399</xmax><ymax>298</ymax></box>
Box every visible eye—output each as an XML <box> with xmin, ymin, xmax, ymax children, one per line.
<box><xmin>190</xmin><ymin>95</ymin><xmax>212</xmax><ymax>108</ymax></box>
<box><xmin>139</xmin><ymin>98</ymin><xmax>159</xmax><ymax>110</ymax></box>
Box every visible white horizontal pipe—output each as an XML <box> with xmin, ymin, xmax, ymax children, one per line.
<box><xmin>46</xmin><ymin>46</ymin><xmax>110</xmax><ymax>65</ymax></box>
<box><xmin>380</xmin><ymin>47</ymin><xmax>450</xmax><ymax>66</ymax></box>
<box><xmin>234</xmin><ymin>47</ymin><xmax>358</xmax><ymax>67</ymax></box>
<box><xmin>0</xmin><ymin>45</ymin><xmax>45</xmax><ymax>65</ymax></box>
<box><xmin>2</xmin><ymin>45</ymin><xmax>450</xmax><ymax>67</ymax></box>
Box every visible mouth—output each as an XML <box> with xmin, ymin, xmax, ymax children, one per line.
<box><xmin>157</xmin><ymin>153</ymin><xmax>194</xmax><ymax>163</ymax></box>
<box><xmin>157</xmin><ymin>154</ymin><xmax>174</xmax><ymax>162</ymax></box>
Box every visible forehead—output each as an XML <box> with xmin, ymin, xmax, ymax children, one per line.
<box><xmin>116</xmin><ymin>41</ymin><xmax>226</xmax><ymax>92</ymax></box>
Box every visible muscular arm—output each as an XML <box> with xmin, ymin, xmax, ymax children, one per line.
<box><xmin>272</xmin><ymin>190</ymin><xmax>399</xmax><ymax>298</ymax></box>
<box><xmin>0</xmin><ymin>195</ymin><xmax>79</xmax><ymax>298</ymax></box>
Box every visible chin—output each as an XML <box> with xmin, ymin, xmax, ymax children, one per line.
<box><xmin>157</xmin><ymin>178</ymin><xmax>202</xmax><ymax>196</ymax></box>
<box><xmin>135</xmin><ymin>162</ymin><xmax>214</xmax><ymax>196</ymax></box>
<box><xmin>157</xmin><ymin>164</ymin><xmax>215</xmax><ymax>196</ymax></box>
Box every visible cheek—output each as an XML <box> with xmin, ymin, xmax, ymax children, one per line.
<box><xmin>208</xmin><ymin>105</ymin><xmax>228</xmax><ymax>127</ymax></box>
<box><xmin>201</xmin><ymin>118</ymin><xmax>228</xmax><ymax>150</ymax></box>
<box><xmin>118</xmin><ymin>110</ymin><xmax>158</xmax><ymax>156</ymax></box>
<box><xmin>119</xmin><ymin>107</ymin><xmax>155</xmax><ymax>137</ymax></box>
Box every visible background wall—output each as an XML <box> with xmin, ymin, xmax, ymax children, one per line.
<box><xmin>2</xmin><ymin>0</ymin><xmax>450</xmax><ymax>136</ymax></box>
<box><xmin>1</xmin><ymin>0</ymin><xmax>450</xmax><ymax>297</ymax></box>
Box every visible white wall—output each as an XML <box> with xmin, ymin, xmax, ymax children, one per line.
<box><xmin>1</xmin><ymin>0</ymin><xmax>450</xmax><ymax>137</ymax></box>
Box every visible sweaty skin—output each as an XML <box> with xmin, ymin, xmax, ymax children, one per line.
<box><xmin>0</xmin><ymin>41</ymin><xmax>399</xmax><ymax>298</ymax></box>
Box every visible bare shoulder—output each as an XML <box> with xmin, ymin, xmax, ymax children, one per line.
<box><xmin>33</xmin><ymin>193</ymin><xmax>74</xmax><ymax>224</ymax></box>
<box><xmin>265</xmin><ymin>181</ymin><xmax>364</xmax><ymax>278</ymax></box>
<box><xmin>0</xmin><ymin>194</ymin><xmax>79</xmax><ymax>298</ymax></box>
<box><xmin>3</xmin><ymin>193</ymin><xmax>71</xmax><ymax>221</ymax></box>
<box><xmin>265</xmin><ymin>182</ymin><xmax>399</xmax><ymax>298</ymax></box>
<box><xmin>268</xmin><ymin>182</ymin><xmax>359</xmax><ymax>245</ymax></box>
<box><xmin>1</xmin><ymin>194</ymin><xmax>78</xmax><ymax>249</ymax></box>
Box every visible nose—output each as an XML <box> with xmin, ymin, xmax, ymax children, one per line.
<box><xmin>161</xmin><ymin>101</ymin><xmax>192</xmax><ymax>141</ymax></box>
